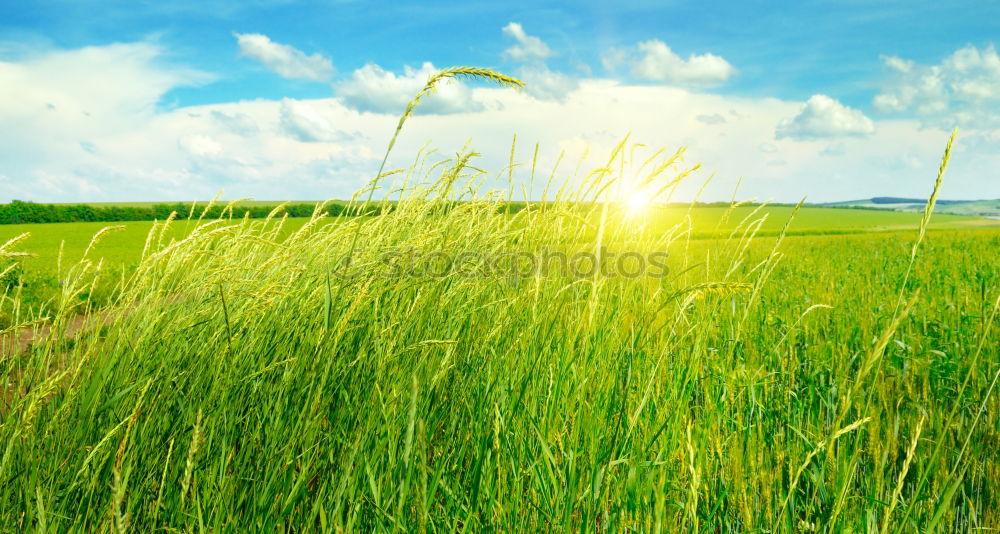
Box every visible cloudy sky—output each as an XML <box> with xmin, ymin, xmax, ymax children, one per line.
<box><xmin>1</xmin><ymin>0</ymin><xmax>998</xmax><ymax>203</ymax></box>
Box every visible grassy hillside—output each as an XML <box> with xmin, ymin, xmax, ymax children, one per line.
<box><xmin>827</xmin><ymin>198</ymin><xmax>1000</xmax><ymax>216</ymax></box>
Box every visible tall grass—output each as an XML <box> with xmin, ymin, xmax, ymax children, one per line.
<box><xmin>0</xmin><ymin>69</ymin><xmax>997</xmax><ymax>532</ymax></box>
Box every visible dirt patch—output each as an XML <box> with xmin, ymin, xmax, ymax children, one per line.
<box><xmin>1</xmin><ymin>313</ymin><xmax>100</xmax><ymax>357</ymax></box>
<box><xmin>1</xmin><ymin>307</ymin><xmax>136</xmax><ymax>417</ymax></box>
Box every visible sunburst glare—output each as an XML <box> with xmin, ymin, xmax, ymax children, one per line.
<box><xmin>625</xmin><ymin>191</ymin><xmax>651</xmax><ymax>218</ymax></box>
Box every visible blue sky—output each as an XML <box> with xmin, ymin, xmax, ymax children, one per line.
<box><xmin>1</xmin><ymin>0</ymin><xmax>999</xmax><ymax>202</ymax></box>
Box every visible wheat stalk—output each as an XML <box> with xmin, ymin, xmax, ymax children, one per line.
<box><xmin>361</xmin><ymin>66</ymin><xmax>521</xmax><ymax>207</ymax></box>
<box><xmin>181</xmin><ymin>409</ymin><xmax>203</xmax><ymax>506</ymax></box>
<box><xmin>344</xmin><ymin>66</ymin><xmax>523</xmax><ymax>261</ymax></box>
<box><xmin>83</xmin><ymin>225</ymin><xmax>126</xmax><ymax>259</ymax></box>
<box><xmin>880</xmin><ymin>415</ymin><xmax>925</xmax><ymax>534</ymax></box>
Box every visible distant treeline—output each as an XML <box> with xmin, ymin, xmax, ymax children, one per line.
<box><xmin>0</xmin><ymin>200</ymin><xmax>389</xmax><ymax>225</ymax></box>
<box><xmin>0</xmin><ymin>199</ymin><xmax>809</xmax><ymax>225</ymax></box>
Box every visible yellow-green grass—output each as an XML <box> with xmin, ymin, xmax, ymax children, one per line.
<box><xmin>0</xmin><ymin>149</ymin><xmax>997</xmax><ymax>531</ymax></box>
<box><xmin>1</xmin><ymin>188</ymin><xmax>997</xmax><ymax>531</ymax></box>
<box><xmin>1</xmin><ymin>68</ymin><xmax>998</xmax><ymax>531</ymax></box>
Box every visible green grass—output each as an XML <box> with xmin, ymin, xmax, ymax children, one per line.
<box><xmin>0</xmin><ymin>207</ymin><xmax>989</xmax><ymax>277</ymax></box>
<box><xmin>0</xmin><ymin>205</ymin><xmax>994</xmax><ymax>339</ymax></box>
<box><xmin>1</xmin><ymin>69</ymin><xmax>998</xmax><ymax>531</ymax></box>
<box><xmin>648</xmin><ymin>205</ymin><xmax>987</xmax><ymax>236</ymax></box>
<box><xmin>0</xmin><ymin>217</ymin><xmax>328</xmax><ymax>277</ymax></box>
<box><xmin>0</xmin><ymin>218</ymin><xmax>335</xmax><ymax>320</ymax></box>
<box><xmin>1</xmin><ymin>153</ymin><xmax>997</xmax><ymax>531</ymax></box>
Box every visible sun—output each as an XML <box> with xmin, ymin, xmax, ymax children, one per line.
<box><xmin>624</xmin><ymin>191</ymin><xmax>651</xmax><ymax>218</ymax></box>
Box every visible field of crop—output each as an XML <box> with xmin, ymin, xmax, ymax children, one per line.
<box><xmin>0</xmin><ymin>69</ymin><xmax>998</xmax><ymax>532</ymax></box>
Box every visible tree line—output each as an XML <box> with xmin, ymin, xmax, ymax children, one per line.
<box><xmin>0</xmin><ymin>200</ymin><xmax>390</xmax><ymax>225</ymax></box>
<box><xmin>1</xmin><ymin>199</ymin><xmax>809</xmax><ymax>225</ymax></box>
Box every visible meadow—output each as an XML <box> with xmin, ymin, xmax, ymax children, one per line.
<box><xmin>0</xmin><ymin>68</ymin><xmax>998</xmax><ymax>532</ymax></box>
<box><xmin>0</xmin><ymin>207</ymin><xmax>984</xmax><ymax>278</ymax></box>
<box><xmin>0</xmin><ymin>218</ymin><xmax>326</xmax><ymax>322</ymax></box>
<box><xmin>1</xmin><ymin>207</ymin><xmax>990</xmax><ymax>325</ymax></box>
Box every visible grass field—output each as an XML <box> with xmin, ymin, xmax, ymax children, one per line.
<box><xmin>1</xmin><ymin>69</ymin><xmax>998</xmax><ymax>531</ymax></box>
<box><xmin>1</xmin><ymin>206</ymin><xmax>991</xmax><ymax>277</ymax></box>
<box><xmin>1</xmin><ymin>164</ymin><xmax>998</xmax><ymax>531</ymax></box>
<box><xmin>1</xmin><ymin>207</ymin><xmax>994</xmax><ymax>322</ymax></box>
<box><xmin>0</xmin><ymin>217</ymin><xmax>329</xmax><ymax>319</ymax></box>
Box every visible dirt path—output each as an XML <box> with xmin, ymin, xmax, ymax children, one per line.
<box><xmin>2</xmin><ymin>314</ymin><xmax>93</xmax><ymax>357</ymax></box>
<box><xmin>1</xmin><ymin>310</ymin><xmax>128</xmax><ymax>416</ymax></box>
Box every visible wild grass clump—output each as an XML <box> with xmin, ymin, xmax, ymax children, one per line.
<box><xmin>0</xmin><ymin>69</ymin><xmax>997</xmax><ymax>532</ymax></box>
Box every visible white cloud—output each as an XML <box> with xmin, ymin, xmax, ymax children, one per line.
<box><xmin>501</xmin><ymin>22</ymin><xmax>554</xmax><ymax>62</ymax></box>
<box><xmin>882</xmin><ymin>56</ymin><xmax>914</xmax><ymax>73</ymax></box>
<box><xmin>0</xmin><ymin>41</ymin><xmax>213</xmax><ymax>199</ymax></box>
<box><xmin>496</xmin><ymin>24</ymin><xmax>575</xmax><ymax>101</ymax></box>
<box><xmin>179</xmin><ymin>135</ymin><xmax>222</xmax><ymax>157</ymax></box>
<box><xmin>280</xmin><ymin>98</ymin><xmax>355</xmax><ymax>142</ymax></box>
<box><xmin>234</xmin><ymin>32</ymin><xmax>334</xmax><ymax>81</ymax></box>
<box><xmin>334</xmin><ymin>62</ymin><xmax>484</xmax><ymax>115</ymax></box>
<box><xmin>211</xmin><ymin>110</ymin><xmax>259</xmax><ymax>136</ymax></box>
<box><xmin>627</xmin><ymin>40</ymin><xmax>737</xmax><ymax>86</ymax></box>
<box><xmin>0</xmin><ymin>41</ymin><xmax>211</xmax><ymax>125</ymax></box>
<box><xmin>516</xmin><ymin>65</ymin><xmax>579</xmax><ymax>101</ymax></box>
<box><xmin>873</xmin><ymin>44</ymin><xmax>1000</xmax><ymax>127</ymax></box>
<box><xmin>280</xmin><ymin>99</ymin><xmax>332</xmax><ymax>142</ymax></box>
<box><xmin>775</xmin><ymin>95</ymin><xmax>875</xmax><ymax>141</ymax></box>
<box><xmin>2</xmin><ymin>41</ymin><xmax>998</xmax><ymax>204</ymax></box>
<box><xmin>697</xmin><ymin>113</ymin><xmax>727</xmax><ymax>125</ymax></box>
<box><xmin>0</xmin><ymin>41</ymin><xmax>377</xmax><ymax>201</ymax></box>
<box><xmin>600</xmin><ymin>47</ymin><xmax>628</xmax><ymax>73</ymax></box>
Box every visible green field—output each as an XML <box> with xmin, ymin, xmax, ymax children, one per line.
<box><xmin>1</xmin><ymin>207</ymin><xmax>992</xmax><ymax>319</ymax></box>
<box><xmin>1</xmin><ymin>217</ymin><xmax>322</xmax><ymax>280</ymax></box>
<box><xmin>0</xmin><ymin>217</ymin><xmax>331</xmax><ymax>317</ymax></box>
<box><xmin>2</xmin><ymin>174</ymin><xmax>999</xmax><ymax>531</ymax></box>
<box><xmin>1</xmin><ymin>206</ymin><xmax>992</xmax><ymax>280</ymax></box>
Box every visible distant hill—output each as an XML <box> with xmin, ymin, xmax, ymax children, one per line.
<box><xmin>868</xmin><ymin>197</ymin><xmax>969</xmax><ymax>205</ymax></box>
<box><xmin>823</xmin><ymin>198</ymin><xmax>1000</xmax><ymax>216</ymax></box>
